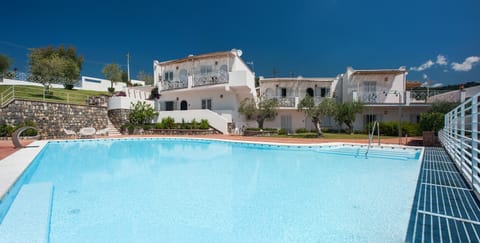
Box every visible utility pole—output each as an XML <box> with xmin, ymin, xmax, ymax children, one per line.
<box><xmin>127</xmin><ymin>53</ymin><xmax>131</xmax><ymax>82</ymax></box>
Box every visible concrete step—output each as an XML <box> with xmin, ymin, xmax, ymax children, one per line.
<box><xmin>106</xmin><ymin>118</ymin><xmax>121</xmax><ymax>136</ymax></box>
<box><xmin>0</xmin><ymin>182</ymin><xmax>53</xmax><ymax>243</ymax></box>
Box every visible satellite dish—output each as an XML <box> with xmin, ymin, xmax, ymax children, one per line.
<box><xmin>237</xmin><ymin>49</ymin><xmax>243</xmax><ymax>57</ymax></box>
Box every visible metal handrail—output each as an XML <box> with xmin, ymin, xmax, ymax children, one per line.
<box><xmin>1</xmin><ymin>85</ymin><xmax>15</xmax><ymax>107</ymax></box>
<box><xmin>365</xmin><ymin>120</ymin><xmax>380</xmax><ymax>158</ymax></box>
<box><xmin>439</xmin><ymin>93</ymin><xmax>480</xmax><ymax>198</ymax></box>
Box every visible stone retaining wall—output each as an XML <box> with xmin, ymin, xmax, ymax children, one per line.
<box><xmin>0</xmin><ymin>99</ymin><xmax>108</xmax><ymax>138</ymax></box>
<box><xmin>107</xmin><ymin>109</ymin><xmax>130</xmax><ymax>130</ymax></box>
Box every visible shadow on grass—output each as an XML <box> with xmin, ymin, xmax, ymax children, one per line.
<box><xmin>29</xmin><ymin>94</ymin><xmax>65</xmax><ymax>101</ymax></box>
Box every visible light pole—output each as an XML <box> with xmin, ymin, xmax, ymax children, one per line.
<box><xmin>126</xmin><ymin>53</ymin><xmax>131</xmax><ymax>83</ymax></box>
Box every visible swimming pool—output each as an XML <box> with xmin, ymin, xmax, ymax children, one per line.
<box><xmin>0</xmin><ymin>138</ymin><xmax>422</xmax><ymax>242</ymax></box>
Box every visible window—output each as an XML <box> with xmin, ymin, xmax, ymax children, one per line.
<box><xmin>363</xmin><ymin>81</ymin><xmax>377</xmax><ymax>102</ymax></box>
<box><xmin>179</xmin><ymin>69</ymin><xmax>188</xmax><ymax>84</ymax></box>
<box><xmin>321</xmin><ymin>88</ymin><xmax>331</xmax><ymax>97</ymax></box>
<box><xmin>165</xmin><ymin>101</ymin><xmax>174</xmax><ymax>111</ymax></box>
<box><xmin>164</xmin><ymin>71</ymin><xmax>173</xmax><ymax>81</ymax></box>
<box><xmin>201</xmin><ymin>99</ymin><xmax>212</xmax><ymax>110</ymax></box>
<box><xmin>200</xmin><ymin>65</ymin><xmax>212</xmax><ymax>75</ymax></box>
<box><xmin>281</xmin><ymin>88</ymin><xmax>287</xmax><ymax>97</ymax></box>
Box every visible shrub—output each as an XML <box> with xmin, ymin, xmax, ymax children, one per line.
<box><xmin>154</xmin><ymin>122</ymin><xmax>163</xmax><ymax>129</ymax></box>
<box><xmin>15</xmin><ymin>121</ymin><xmax>38</xmax><ymax>136</ymax></box>
<box><xmin>0</xmin><ymin>122</ymin><xmax>15</xmax><ymax>137</ymax></box>
<box><xmin>419</xmin><ymin>112</ymin><xmax>444</xmax><ymax>133</ymax></box>
<box><xmin>295</xmin><ymin>128</ymin><xmax>309</xmax><ymax>134</ymax></box>
<box><xmin>263</xmin><ymin>128</ymin><xmax>278</xmax><ymax>132</ymax></box>
<box><xmin>121</xmin><ymin>123</ymin><xmax>134</xmax><ymax>134</ymax></box>
<box><xmin>129</xmin><ymin>101</ymin><xmax>157</xmax><ymax>125</ymax></box>
<box><xmin>161</xmin><ymin>117</ymin><xmax>175</xmax><ymax>129</ymax></box>
<box><xmin>373</xmin><ymin>121</ymin><xmax>421</xmax><ymax>137</ymax></box>
<box><xmin>191</xmin><ymin>119</ymin><xmax>198</xmax><ymax>129</ymax></box>
<box><xmin>278</xmin><ymin>129</ymin><xmax>288</xmax><ymax>135</ymax></box>
<box><xmin>199</xmin><ymin>119</ymin><xmax>209</xmax><ymax>129</ymax></box>
<box><xmin>291</xmin><ymin>133</ymin><xmax>318</xmax><ymax>138</ymax></box>
<box><xmin>246</xmin><ymin>127</ymin><xmax>261</xmax><ymax>131</ymax></box>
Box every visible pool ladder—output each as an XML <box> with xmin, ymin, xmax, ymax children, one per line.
<box><xmin>365</xmin><ymin>121</ymin><xmax>380</xmax><ymax>158</ymax></box>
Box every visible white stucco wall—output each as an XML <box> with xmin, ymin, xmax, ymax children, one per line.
<box><xmin>341</xmin><ymin>67</ymin><xmax>407</xmax><ymax>104</ymax></box>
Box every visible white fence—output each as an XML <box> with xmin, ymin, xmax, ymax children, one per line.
<box><xmin>439</xmin><ymin>92</ymin><xmax>480</xmax><ymax>197</ymax></box>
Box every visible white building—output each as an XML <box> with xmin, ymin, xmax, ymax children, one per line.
<box><xmin>258</xmin><ymin>67</ymin><xmax>431</xmax><ymax>133</ymax></box>
<box><xmin>338</xmin><ymin>66</ymin><xmax>430</xmax><ymax>130</ymax></box>
<box><xmin>146</xmin><ymin>50</ymin><xmax>434</xmax><ymax>134</ymax></box>
<box><xmin>80</xmin><ymin>76</ymin><xmax>145</xmax><ymax>92</ymax></box>
<box><xmin>259</xmin><ymin>76</ymin><xmax>338</xmax><ymax>132</ymax></box>
<box><xmin>153</xmin><ymin>49</ymin><xmax>256</xmax><ymax>134</ymax></box>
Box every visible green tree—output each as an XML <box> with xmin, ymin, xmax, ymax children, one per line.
<box><xmin>297</xmin><ymin>96</ymin><xmax>337</xmax><ymax>137</ymax></box>
<box><xmin>429</xmin><ymin>101</ymin><xmax>459</xmax><ymax>114</ymax></box>
<box><xmin>334</xmin><ymin>101</ymin><xmax>364</xmax><ymax>134</ymax></box>
<box><xmin>128</xmin><ymin>101</ymin><xmax>158</xmax><ymax>125</ymax></box>
<box><xmin>137</xmin><ymin>71</ymin><xmax>154</xmax><ymax>85</ymax></box>
<box><xmin>419</xmin><ymin>112</ymin><xmax>444</xmax><ymax>133</ymax></box>
<box><xmin>238</xmin><ymin>96</ymin><xmax>278</xmax><ymax>129</ymax></box>
<box><xmin>121</xmin><ymin>70</ymin><xmax>129</xmax><ymax>83</ymax></box>
<box><xmin>0</xmin><ymin>54</ymin><xmax>11</xmax><ymax>79</ymax></box>
<box><xmin>102</xmin><ymin>63</ymin><xmax>122</xmax><ymax>92</ymax></box>
<box><xmin>28</xmin><ymin>45</ymin><xmax>83</xmax><ymax>89</ymax></box>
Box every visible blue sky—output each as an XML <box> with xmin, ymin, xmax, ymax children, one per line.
<box><xmin>0</xmin><ymin>0</ymin><xmax>479</xmax><ymax>86</ymax></box>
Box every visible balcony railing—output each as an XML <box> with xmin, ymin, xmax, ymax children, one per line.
<box><xmin>409</xmin><ymin>89</ymin><xmax>442</xmax><ymax>103</ymax></box>
<box><xmin>266</xmin><ymin>96</ymin><xmax>296</xmax><ymax>108</ymax></box>
<box><xmin>161</xmin><ymin>80</ymin><xmax>188</xmax><ymax>91</ymax></box>
<box><xmin>355</xmin><ymin>91</ymin><xmax>403</xmax><ymax>104</ymax></box>
<box><xmin>193</xmin><ymin>71</ymin><xmax>228</xmax><ymax>87</ymax></box>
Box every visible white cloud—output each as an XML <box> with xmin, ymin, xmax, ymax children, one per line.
<box><xmin>431</xmin><ymin>83</ymin><xmax>443</xmax><ymax>88</ymax></box>
<box><xmin>420</xmin><ymin>81</ymin><xmax>429</xmax><ymax>87</ymax></box>
<box><xmin>451</xmin><ymin>56</ymin><xmax>480</xmax><ymax>71</ymax></box>
<box><xmin>411</xmin><ymin>60</ymin><xmax>434</xmax><ymax>71</ymax></box>
<box><xmin>436</xmin><ymin>55</ymin><xmax>447</xmax><ymax>65</ymax></box>
<box><xmin>443</xmin><ymin>69</ymin><xmax>448</xmax><ymax>73</ymax></box>
<box><xmin>422</xmin><ymin>73</ymin><xmax>428</xmax><ymax>80</ymax></box>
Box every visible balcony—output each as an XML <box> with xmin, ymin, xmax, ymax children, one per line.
<box><xmin>266</xmin><ymin>96</ymin><xmax>297</xmax><ymax>108</ymax></box>
<box><xmin>161</xmin><ymin>80</ymin><xmax>188</xmax><ymax>91</ymax></box>
<box><xmin>355</xmin><ymin>91</ymin><xmax>404</xmax><ymax>104</ymax></box>
<box><xmin>193</xmin><ymin>71</ymin><xmax>228</xmax><ymax>87</ymax></box>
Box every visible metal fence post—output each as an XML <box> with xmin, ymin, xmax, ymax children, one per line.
<box><xmin>460</xmin><ymin>103</ymin><xmax>465</xmax><ymax>176</ymax></box>
<box><xmin>472</xmin><ymin>96</ymin><xmax>478</xmax><ymax>188</ymax></box>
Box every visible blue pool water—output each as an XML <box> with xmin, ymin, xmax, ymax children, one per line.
<box><xmin>2</xmin><ymin>138</ymin><xmax>422</xmax><ymax>242</ymax></box>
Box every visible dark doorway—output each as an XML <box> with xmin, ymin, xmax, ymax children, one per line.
<box><xmin>306</xmin><ymin>88</ymin><xmax>314</xmax><ymax>97</ymax></box>
<box><xmin>180</xmin><ymin>100</ymin><xmax>188</xmax><ymax>110</ymax></box>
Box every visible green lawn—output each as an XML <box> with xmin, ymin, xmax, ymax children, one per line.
<box><xmin>0</xmin><ymin>85</ymin><xmax>109</xmax><ymax>105</ymax></box>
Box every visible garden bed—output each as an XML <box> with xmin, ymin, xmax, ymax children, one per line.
<box><xmin>243</xmin><ymin>130</ymin><xmax>278</xmax><ymax>137</ymax></box>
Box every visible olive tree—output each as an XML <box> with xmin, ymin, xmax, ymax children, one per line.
<box><xmin>334</xmin><ymin>101</ymin><xmax>364</xmax><ymax>134</ymax></box>
<box><xmin>137</xmin><ymin>71</ymin><xmax>154</xmax><ymax>85</ymax></box>
<box><xmin>0</xmin><ymin>54</ymin><xmax>11</xmax><ymax>80</ymax></box>
<box><xmin>28</xmin><ymin>46</ymin><xmax>83</xmax><ymax>89</ymax></box>
<box><xmin>102</xmin><ymin>63</ymin><xmax>122</xmax><ymax>92</ymax></box>
<box><xmin>298</xmin><ymin>96</ymin><xmax>337</xmax><ymax>137</ymax></box>
<box><xmin>238</xmin><ymin>96</ymin><xmax>278</xmax><ymax>129</ymax></box>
